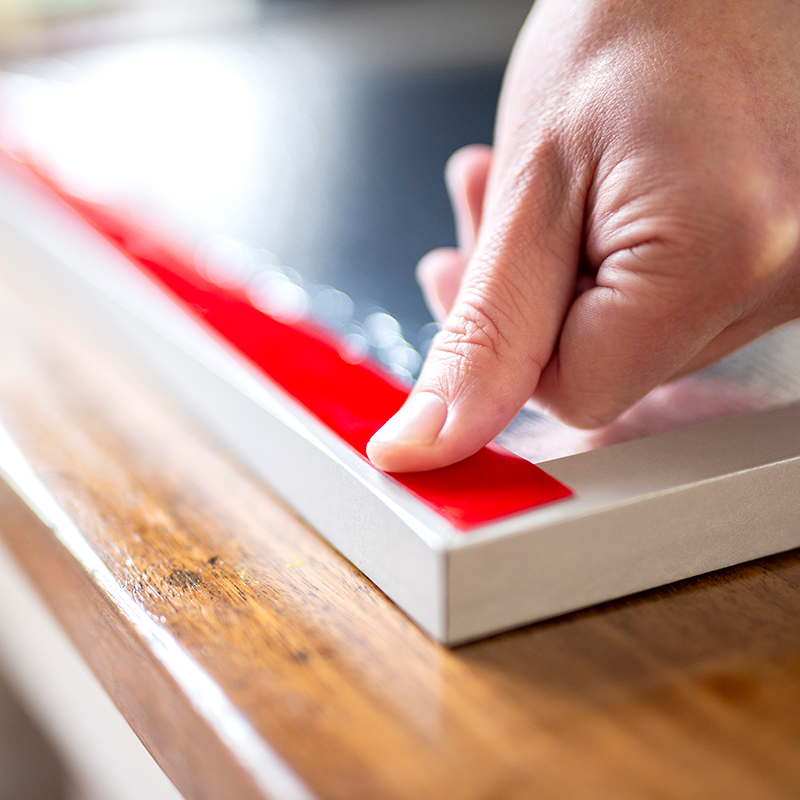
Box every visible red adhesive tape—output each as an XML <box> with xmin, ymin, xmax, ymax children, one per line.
<box><xmin>21</xmin><ymin>162</ymin><xmax>573</xmax><ymax>528</ymax></box>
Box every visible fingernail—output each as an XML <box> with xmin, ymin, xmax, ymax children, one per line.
<box><xmin>370</xmin><ymin>392</ymin><xmax>448</xmax><ymax>446</ymax></box>
<box><xmin>444</xmin><ymin>153</ymin><xmax>463</xmax><ymax>201</ymax></box>
<box><xmin>444</xmin><ymin>153</ymin><xmax>473</xmax><ymax>252</ymax></box>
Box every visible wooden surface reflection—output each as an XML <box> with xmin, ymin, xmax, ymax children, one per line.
<box><xmin>0</xmin><ymin>232</ymin><xmax>798</xmax><ymax>799</ymax></box>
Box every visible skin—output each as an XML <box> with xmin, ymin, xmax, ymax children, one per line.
<box><xmin>367</xmin><ymin>0</ymin><xmax>800</xmax><ymax>473</ymax></box>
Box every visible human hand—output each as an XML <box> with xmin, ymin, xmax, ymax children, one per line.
<box><xmin>367</xmin><ymin>0</ymin><xmax>800</xmax><ymax>472</ymax></box>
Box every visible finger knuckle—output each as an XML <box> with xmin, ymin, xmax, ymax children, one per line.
<box><xmin>538</xmin><ymin>373</ymin><xmax>627</xmax><ymax>430</ymax></box>
<box><xmin>562</xmin><ymin>403</ymin><xmax>619</xmax><ymax>430</ymax></box>
<box><xmin>704</xmin><ymin>165</ymin><xmax>800</xmax><ymax>290</ymax></box>
<box><xmin>739</xmin><ymin>205</ymin><xmax>800</xmax><ymax>286</ymax></box>
<box><xmin>440</xmin><ymin>295</ymin><xmax>508</xmax><ymax>360</ymax></box>
<box><xmin>555</xmin><ymin>393</ymin><xmax>622</xmax><ymax>430</ymax></box>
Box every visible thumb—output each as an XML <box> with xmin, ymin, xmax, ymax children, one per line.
<box><xmin>367</xmin><ymin>143</ymin><xmax>585</xmax><ymax>472</ymax></box>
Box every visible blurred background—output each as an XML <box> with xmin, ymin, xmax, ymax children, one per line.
<box><xmin>0</xmin><ymin>0</ymin><xmax>258</xmax><ymax>55</ymax></box>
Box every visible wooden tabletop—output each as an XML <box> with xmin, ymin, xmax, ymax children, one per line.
<box><xmin>0</xmin><ymin>222</ymin><xmax>799</xmax><ymax>800</ymax></box>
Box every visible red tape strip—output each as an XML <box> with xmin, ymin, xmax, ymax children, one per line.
<box><xmin>25</xmin><ymin>164</ymin><xmax>573</xmax><ymax>528</ymax></box>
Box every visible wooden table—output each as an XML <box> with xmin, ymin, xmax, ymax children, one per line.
<box><xmin>0</xmin><ymin>218</ymin><xmax>798</xmax><ymax>800</ymax></box>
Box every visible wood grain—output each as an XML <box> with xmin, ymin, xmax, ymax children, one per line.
<box><xmin>0</xmin><ymin>228</ymin><xmax>798</xmax><ymax>800</ymax></box>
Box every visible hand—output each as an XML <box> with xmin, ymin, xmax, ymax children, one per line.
<box><xmin>367</xmin><ymin>0</ymin><xmax>800</xmax><ymax>472</ymax></box>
